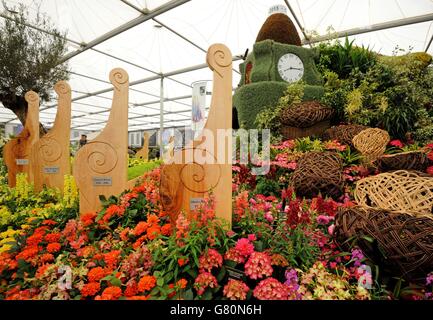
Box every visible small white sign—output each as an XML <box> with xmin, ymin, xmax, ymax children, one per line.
<box><xmin>44</xmin><ymin>166</ymin><xmax>60</xmax><ymax>174</ymax></box>
<box><xmin>269</xmin><ymin>4</ymin><xmax>287</xmax><ymax>16</ymax></box>
<box><xmin>190</xmin><ymin>198</ymin><xmax>205</xmax><ymax>211</ymax></box>
<box><xmin>16</xmin><ymin>159</ymin><xmax>29</xmax><ymax>166</ymax></box>
<box><xmin>93</xmin><ymin>177</ymin><xmax>113</xmax><ymax>186</ymax></box>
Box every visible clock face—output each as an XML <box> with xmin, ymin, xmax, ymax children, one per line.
<box><xmin>277</xmin><ymin>53</ymin><xmax>304</xmax><ymax>83</ymax></box>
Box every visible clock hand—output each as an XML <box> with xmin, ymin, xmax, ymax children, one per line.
<box><xmin>283</xmin><ymin>67</ymin><xmax>304</xmax><ymax>72</ymax></box>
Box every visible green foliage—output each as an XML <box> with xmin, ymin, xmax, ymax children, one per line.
<box><xmin>316</xmin><ymin>37</ymin><xmax>377</xmax><ymax>79</ymax></box>
<box><xmin>254</xmin><ymin>178</ymin><xmax>281</xmax><ymax>196</ymax></box>
<box><xmin>320</xmin><ymin>46</ymin><xmax>433</xmax><ymax>140</ymax></box>
<box><xmin>293</xmin><ymin>137</ymin><xmax>323</xmax><ymax>153</ymax></box>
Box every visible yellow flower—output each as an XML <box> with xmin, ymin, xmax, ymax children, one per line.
<box><xmin>62</xmin><ymin>175</ymin><xmax>78</xmax><ymax>208</ymax></box>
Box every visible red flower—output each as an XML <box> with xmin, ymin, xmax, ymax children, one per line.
<box><xmin>389</xmin><ymin>139</ymin><xmax>404</xmax><ymax>148</ymax></box>
<box><xmin>80</xmin><ymin>212</ymin><xmax>97</xmax><ymax>227</ymax></box>
<box><xmin>138</xmin><ymin>275</ymin><xmax>157</xmax><ymax>292</ymax></box>
<box><xmin>124</xmin><ymin>281</ymin><xmax>138</xmax><ymax>297</ymax></box>
<box><xmin>176</xmin><ymin>278</ymin><xmax>188</xmax><ymax>289</ymax></box>
<box><xmin>42</xmin><ymin>220</ymin><xmax>57</xmax><ymax>226</ymax></box>
<box><xmin>81</xmin><ymin>282</ymin><xmax>101</xmax><ymax>297</ymax></box>
<box><xmin>46</xmin><ymin>243</ymin><xmax>61</xmax><ymax>253</ymax></box>
<box><xmin>178</xmin><ymin>258</ymin><xmax>188</xmax><ymax>267</ymax></box>
<box><xmin>44</xmin><ymin>233</ymin><xmax>61</xmax><ymax>243</ymax></box>
<box><xmin>40</xmin><ymin>253</ymin><xmax>54</xmax><ymax>263</ymax></box>
<box><xmin>161</xmin><ymin>224</ymin><xmax>172</xmax><ymax>236</ymax></box>
<box><xmin>87</xmin><ymin>267</ymin><xmax>106</xmax><ymax>282</ymax></box>
<box><xmin>427</xmin><ymin>151</ymin><xmax>433</xmax><ymax>161</ymax></box>
<box><xmin>427</xmin><ymin>166</ymin><xmax>433</xmax><ymax>176</ymax></box>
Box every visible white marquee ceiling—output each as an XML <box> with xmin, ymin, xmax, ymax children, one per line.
<box><xmin>1</xmin><ymin>0</ymin><xmax>433</xmax><ymax>132</ymax></box>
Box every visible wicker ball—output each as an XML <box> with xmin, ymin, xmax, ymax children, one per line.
<box><xmin>291</xmin><ymin>151</ymin><xmax>343</xmax><ymax>198</ymax></box>
<box><xmin>335</xmin><ymin>206</ymin><xmax>433</xmax><ymax>282</ymax></box>
<box><xmin>375</xmin><ymin>151</ymin><xmax>428</xmax><ymax>172</ymax></box>
<box><xmin>322</xmin><ymin>124</ymin><xmax>368</xmax><ymax>147</ymax></box>
<box><xmin>355</xmin><ymin>170</ymin><xmax>433</xmax><ymax>215</ymax></box>
<box><xmin>280</xmin><ymin>101</ymin><xmax>334</xmax><ymax>128</ymax></box>
<box><xmin>353</xmin><ymin>128</ymin><xmax>390</xmax><ymax>164</ymax></box>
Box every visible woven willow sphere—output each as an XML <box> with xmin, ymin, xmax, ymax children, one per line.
<box><xmin>375</xmin><ymin>150</ymin><xmax>429</xmax><ymax>172</ymax></box>
<box><xmin>291</xmin><ymin>151</ymin><xmax>343</xmax><ymax>198</ymax></box>
<box><xmin>280</xmin><ymin>101</ymin><xmax>334</xmax><ymax>128</ymax></box>
<box><xmin>354</xmin><ymin>170</ymin><xmax>433</xmax><ymax>215</ymax></box>
<box><xmin>335</xmin><ymin>206</ymin><xmax>433</xmax><ymax>282</ymax></box>
<box><xmin>322</xmin><ymin>124</ymin><xmax>368</xmax><ymax>147</ymax></box>
<box><xmin>353</xmin><ymin>128</ymin><xmax>390</xmax><ymax>164</ymax></box>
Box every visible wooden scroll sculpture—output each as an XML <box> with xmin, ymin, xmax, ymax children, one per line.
<box><xmin>73</xmin><ymin>68</ymin><xmax>129</xmax><ymax>214</ymax></box>
<box><xmin>160</xmin><ymin>44</ymin><xmax>233</xmax><ymax>226</ymax></box>
<box><xmin>32</xmin><ymin>81</ymin><xmax>72</xmax><ymax>192</ymax></box>
<box><xmin>136</xmin><ymin>132</ymin><xmax>150</xmax><ymax>161</ymax></box>
<box><xmin>3</xmin><ymin>91</ymin><xmax>40</xmax><ymax>187</ymax></box>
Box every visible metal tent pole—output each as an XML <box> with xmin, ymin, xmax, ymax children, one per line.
<box><xmin>160</xmin><ymin>77</ymin><xmax>165</xmax><ymax>157</ymax></box>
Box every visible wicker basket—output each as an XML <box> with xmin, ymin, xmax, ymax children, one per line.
<box><xmin>353</xmin><ymin>128</ymin><xmax>390</xmax><ymax>164</ymax></box>
<box><xmin>281</xmin><ymin>120</ymin><xmax>331</xmax><ymax>140</ymax></box>
<box><xmin>291</xmin><ymin>151</ymin><xmax>343</xmax><ymax>198</ymax></box>
<box><xmin>322</xmin><ymin>124</ymin><xmax>368</xmax><ymax>147</ymax></box>
<box><xmin>354</xmin><ymin>170</ymin><xmax>433</xmax><ymax>214</ymax></box>
<box><xmin>335</xmin><ymin>206</ymin><xmax>433</xmax><ymax>282</ymax></box>
<box><xmin>280</xmin><ymin>101</ymin><xmax>334</xmax><ymax>128</ymax></box>
<box><xmin>375</xmin><ymin>150</ymin><xmax>428</xmax><ymax>172</ymax></box>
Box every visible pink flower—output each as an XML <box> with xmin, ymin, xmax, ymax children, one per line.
<box><xmin>224</xmin><ymin>247</ymin><xmax>245</xmax><ymax>264</ymax></box>
<box><xmin>199</xmin><ymin>249</ymin><xmax>223</xmax><ymax>272</ymax></box>
<box><xmin>389</xmin><ymin>139</ymin><xmax>404</xmax><ymax>148</ymax></box>
<box><xmin>253</xmin><ymin>278</ymin><xmax>290</xmax><ymax>300</ymax></box>
<box><xmin>316</xmin><ymin>215</ymin><xmax>333</xmax><ymax>225</ymax></box>
<box><xmin>194</xmin><ymin>272</ymin><xmax>218</xmax><ymax>295</ymax></box>
<box><xmin>245</xmin><ymin>252</ymin><xmax>273</xmax><ymax>280</ymax></box>
<box><xmin>328</xmin><ymin>224</ymin><xmax>335</xmax><ymax>235</ymax></box>
<box><xmin>235</xmin><ymin>238</ymin><xmax>255</xmax><ymax>257</ymax></box>
<box><xmin>264</xmin><ymin>212</ymin><xmax>274</xmax><ymax>223</ymax></box>
<box><xmin>248</xmin><ymin>234</ymin><xmax>257</xmax><ymax>242</ymax></box>
<box><xmin>223</xmin><ymin>280</ymin><xmax>250</xmax><ymax>300</ymax></box>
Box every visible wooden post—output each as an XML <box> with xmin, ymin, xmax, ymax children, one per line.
<box><xmin>32</xmin><ymin>81</ymin><xmax>72</xmax><ymax>192</ymax></box>
<box><xmin>73</xmin><ymin>68</ymin><xmax>129</xmax><ymax>214</ymax></box>
<box><xmin>136</xmin><ymin>132</ymin><xmax>150</xmax><ymax>161</ymax></box>
<box><xmin>3</xmin><ymin>91</ymin><xmax>40</xmax><ymax>187</ymax></box>
<box><xmin>160</xmin><ymin>44</ymin><xmax>233</xmax><ymax>226</ymax></box>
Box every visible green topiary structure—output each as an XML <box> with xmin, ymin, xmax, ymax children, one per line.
<box><xmin>234</xmin><ymin>81</ymin><xmax>324</xmax><ymax>129</ymax></box>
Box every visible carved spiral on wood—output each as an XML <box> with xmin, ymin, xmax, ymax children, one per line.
<box><xmin>86</xmin><ymin>142</ymin><xmax>118</xmax><ymax>174</ymax></box>
<box><xmin>179</xmin><ymin>149</ymin><xmax>222</xmax><ymax>193</ymax></box>
<box><xmin>110</xmin><ymin>68</ymin><xmax>129</xmax><ymax>91</ymax></box>
<box><xmin>39</xmin><ymin>138</ymin><xmax>62</xmax><ymax>162</ymax></box>
<box><xmin>54</xmin><ymin>81</ymin><xmax>71</xmax><ymax>95</ymax></box>
<box><xmin>207</xmin><ymin>44</ymin><xmax>232</xmax><ymax>76</ymax></box>
<box><xmin>25</xmin><ymin>91</ymin><xmax>39</xmax><ymax>104</ymax></box>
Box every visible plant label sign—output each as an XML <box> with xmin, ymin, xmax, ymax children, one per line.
<box><xmin>93</xmin><ymin>177</ymin><xmax>113</xmax><ymax>186</ymax></box>
<box><xmin>16</xmin><ymin>159</ymin><xmax>29</xmax><ymax>166</ymax></box>
<box><xmin>190</xmin><ymin>198</ymin><xmax>205</xmax><ymax>211</ymax></box>
<box><xmin>43</xmin><ymin>166</ymin><xmax>60</xmax><ymax>174</ymax></box>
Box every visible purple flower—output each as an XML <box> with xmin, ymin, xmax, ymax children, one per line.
<box><xmin>426</xmin><ymin>272</ymin><xmax>433</xmax><ymax>286</ymax></box>
<box><xmin>284</xmin><ymin>269</ymin><xmax>301</xmax><ymax>299</ymax></box>
<box><xmin>351</xmin><ymin>249</ymin><xmax>365</xmax><ymax>267</ymax></box>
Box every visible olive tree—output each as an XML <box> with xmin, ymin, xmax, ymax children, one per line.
<box><xmin>0</xmin><ymin>4</ymin><xmax>69</xmax><ymax>134</ymax></box>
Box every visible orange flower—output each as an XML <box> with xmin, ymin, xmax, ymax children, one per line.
<box><xmin>103</xmin><ymin>250</ymin><xmax>121</xmax><ymax>269</ymax></box>
<box><xmin>97</xmin><ymin>286</ymin><xmax>122</xmax><ymax>300</ymax></box>
<box><xmin>161</xmin><ymin>224</ymin><xmax>172</xmax><ymax>236</ymax></box>
<box><xmin>87</xmin><ymin>267</ymin><xmax>106</xmax><ymax>282</ymax></box>
<box><xmin>44</xmin><ymin>233</ymin><xmax>61</xmax><ymax>243</ymax></box>
<box><xmin>81</xmin><ymin>282</ymin><xmax>101</xmax><ymax>297</ymax></box>
<box><xmin>124</xmin><ymin>281</ymin><xmax>138</xmax><ymax>297</ymax></box>
<box><xmin>40</xmin><ymin>253</ymin><xmax>54</xmax><ymax>263</ymax></box>
<box><xmin>127</xmin><ymin>295</ymin><xmax>150</xmax><ymax>300</ymax></box>
<box><xmin>46</xmin><ymin>243</ymin><xmax>62</xmax><ymax>253</ymax></box>
<box><xmin>35</xmin><ymin>264</ymin><xmax>51</xmax><ymax>279</ymax></box>
<box><xmin>176</xmin><ymin>278</ymin><xmax>188</xmax><ymax>289</ymax></box>
<box><xmin>177</xmin><ymin>258</ymin><xmax>188</xmax><ymax>267</ymax></box>
<box><xmin>120</xmin><ymin>228</ymin><xmax>131</xmax><ymax>241</ymax></box>
<box><xmin>80</xmin><ymin>212</ymin><xmax>97</xmax><ymax>227</ymax></box>
<box><xmin>138</xmin><ymin>275</ymin><xmax>157</xmax><ymax>292</ymax></box>
<box><xmin>133</xmin><ymin>222</ymin><xmax>148</xmax><ymax>237</ymax></box>
<box><xmin>147</xmin><ymin>214</ymin><xmax>159</xmax><ymax>226</ymax></box>
<box><xmin>146</xmin><ymin>226</ymin><xmax>161</xmax><ymax>240</ymax></box>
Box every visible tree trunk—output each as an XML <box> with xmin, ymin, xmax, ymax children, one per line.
<box><xmin>0</xmin><ymin>93</ymin><xmax>47</xmax><ymax>137</ymax></box>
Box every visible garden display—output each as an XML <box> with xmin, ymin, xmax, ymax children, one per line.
<box><xmin>2</xmin><ymin>4</ymin><xmax>433</xmax><ymax>303</ymax></box>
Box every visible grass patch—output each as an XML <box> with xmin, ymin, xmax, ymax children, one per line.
<box><xmin>127</xmin><ymin>160</ymin><xmax>162</xmax><ymax>180</ymax></box>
